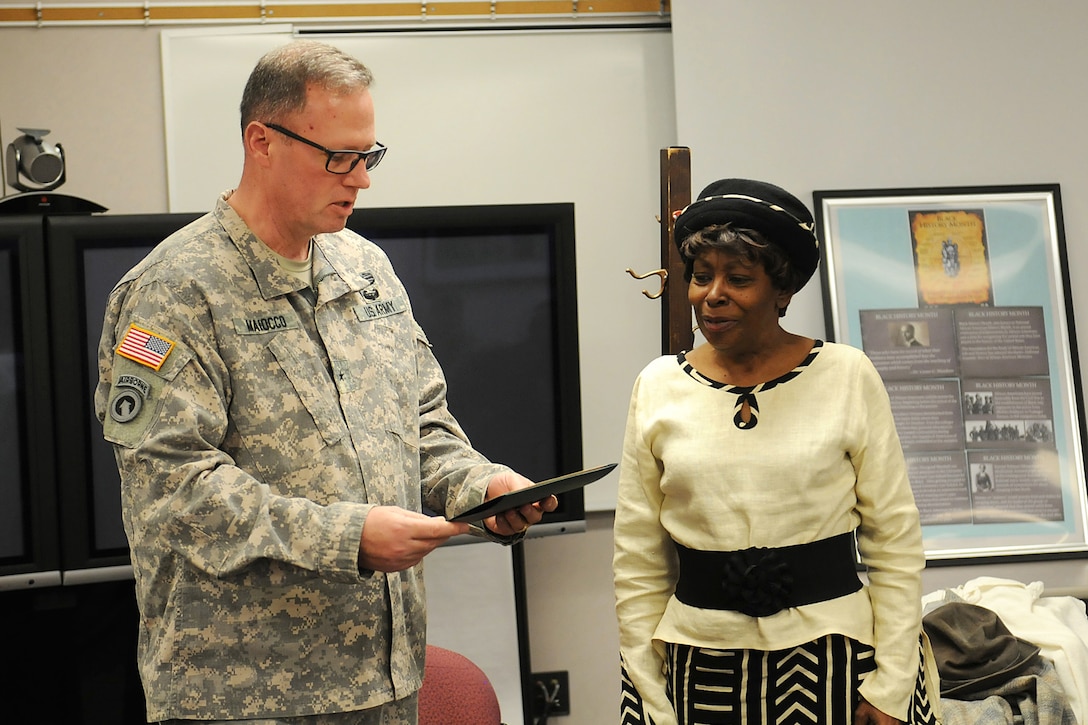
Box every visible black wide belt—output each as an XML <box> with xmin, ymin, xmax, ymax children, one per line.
<box><xmin>673</xmin><ymin>531</ymin><xmax>862</xmax><ymax>617</ymax></box>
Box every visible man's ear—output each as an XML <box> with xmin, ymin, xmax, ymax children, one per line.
<box><xmin>243</xmin><ymin>121</ymin><xmax>274</xmax><ymax>167</ymax></box>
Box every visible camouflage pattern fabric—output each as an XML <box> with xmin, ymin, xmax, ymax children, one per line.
<box><xmin>95</xmin><ymin>194</ymin><xmax>509</xmax><ymax>722</ymax></box>
<box><xmin>159</xmin><ymin>692</ymin><xmax>418</xmax><ymax>724</ymax></box>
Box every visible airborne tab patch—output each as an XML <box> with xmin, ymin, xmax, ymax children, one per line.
<box><xmin>116</xmin><ymin>323</ymin><xmax>175</xmax><ymax>371</ymax></box>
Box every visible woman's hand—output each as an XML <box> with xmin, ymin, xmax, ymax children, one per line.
<box><xmin>854</xmin><ymin>699</ymin><xmax>903</xmax><ymax>725</ymax></box>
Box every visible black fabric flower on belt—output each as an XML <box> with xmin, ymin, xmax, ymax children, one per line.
<box><xmin>721</xmin><ymin>547</ymin><xmax>795</xmax><ymax>617</ymax></box>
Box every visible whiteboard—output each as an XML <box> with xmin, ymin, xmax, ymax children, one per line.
<box><xmin>161</xmin><ymin>25</ymin><xmax>674</xmax><ymax>213</ymax></box>
<box><xmin>161</xmin><ymin>24</ymin><xmax>294</xmax><ymax>211</ymax></box>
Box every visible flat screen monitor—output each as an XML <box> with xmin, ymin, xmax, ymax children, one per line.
<box><xmin>0</xmin><ymin>216</ymin><xmax>60</xmax><ymax>589</ymax></box>
<box><xmin>45</xmin><ymin>202</ymin><xmax>582</xmax><ymax>580</ymax></box>
<box><xmin>46</xmin><ymin>213</ymin><xmax>203</xmax><ymax>580</ymax></box>
<box><xmin>347</xmin><ymin>203</ymin><xmax>584</xmax><ymax>533</ymax></box>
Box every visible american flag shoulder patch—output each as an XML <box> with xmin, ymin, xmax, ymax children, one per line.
<box><xmin>116</xmin><ymin>323</ymin><xmax>176</xmax><ymax>371</ymax></box>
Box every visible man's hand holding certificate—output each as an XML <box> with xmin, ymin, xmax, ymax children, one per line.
<box><xmin>455</xmin><ymin>463</ymin><xmax>618</xmax><ymax>526</ymax></box>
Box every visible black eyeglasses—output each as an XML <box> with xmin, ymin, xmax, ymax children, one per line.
<box><xmin>264</xmin><ymin>122</ymin><xmax>387</xmax><ymax>174</ymax></box>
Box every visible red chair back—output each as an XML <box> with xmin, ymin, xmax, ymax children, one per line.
<box><xmin>418</xmin><ymin>645</ymin><xmax>504</xmax><ymax>725</ymax></box>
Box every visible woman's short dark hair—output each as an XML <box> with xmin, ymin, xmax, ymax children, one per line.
<box><xmin>679</xmin><ymin>223</ymin><xmax>806</xmax><ymax>292</ymax></box>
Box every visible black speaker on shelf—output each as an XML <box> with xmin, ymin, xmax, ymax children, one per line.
<box><xmin>0</xmin><ymin>191</ymin><xmax>107</xmax><ymax>215</ymax></box>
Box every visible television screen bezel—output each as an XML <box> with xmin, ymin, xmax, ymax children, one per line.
<box><xmin>0</xmin><ymin>215</ymin><xmax>61</xmax><ymax>589</ymax></box>
<box><xmin>46</xmin><ymin>212</ymin><xmax>203</xmax><ymax>579</ymax></box>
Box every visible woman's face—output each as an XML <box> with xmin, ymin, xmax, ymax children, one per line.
<box><xmin>688</xmin><ymin>249</ymin><xmax>793</xmax><ymax>353</ymax></box>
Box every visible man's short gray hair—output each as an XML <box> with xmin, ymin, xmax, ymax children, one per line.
<box><xmin>239</xmin><ymin>39</ymin><xmax>374</xmax><ymax>133</ymax></box>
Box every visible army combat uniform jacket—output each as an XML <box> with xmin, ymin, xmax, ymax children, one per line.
<box><xmin>95</xmin><ymin>195</ymin><xmax>510</xmax><ymax>722</ymax></box>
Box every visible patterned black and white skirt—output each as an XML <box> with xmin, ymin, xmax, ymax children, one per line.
<box><xmin>620</xmin><ymin>634</ymin><xmax>937</xmax><ymax>725</ymax></box>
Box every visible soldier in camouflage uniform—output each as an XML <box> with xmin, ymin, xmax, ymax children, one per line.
<box><xmin>94</xmin><ymin>39</ymin><xmax>555</xmax><ymax>725</ymax></box>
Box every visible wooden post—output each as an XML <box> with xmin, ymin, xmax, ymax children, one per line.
<box><xmin>660</xmin><ymin>146</ymin><xmax>692</xmax><ymax>354</ymax></box>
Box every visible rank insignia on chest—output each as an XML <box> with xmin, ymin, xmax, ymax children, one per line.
<box><xmin>360</xmin><ymin>271</ymin><xmax>380</xmax><ymax>300</ymax></box>
<box><xmin>116</xmin><ymin>323</ymin><xmax>175</xmax><ymax>371</ymax></box>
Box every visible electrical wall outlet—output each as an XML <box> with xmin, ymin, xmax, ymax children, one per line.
<box><xmin>531</xmin><ymin>670</ymin><xmax>571</xmax><ymax>718</ymax></box>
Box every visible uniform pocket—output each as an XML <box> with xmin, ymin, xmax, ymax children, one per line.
<box><xmin>267</xmin><ymin>334</ymin><xmax>347</xmax><ymax>447</ymax></box>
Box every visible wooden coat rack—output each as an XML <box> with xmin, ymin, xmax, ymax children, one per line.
<box><xmin>626</xmin><ymin>145</ymin><xmax>693</xmax><ymax>355</ymax></box>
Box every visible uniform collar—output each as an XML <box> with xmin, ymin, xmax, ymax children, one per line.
<box><xmin>214</xmin><ymin>194</ymin><xmax>371</xmax><ymax>302</ymax></box>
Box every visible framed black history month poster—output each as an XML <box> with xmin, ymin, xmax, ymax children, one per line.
<box><xmin>814</xmin><ymin>184</ymin><xmax>1088</xmax><ymax>563</ymax></box>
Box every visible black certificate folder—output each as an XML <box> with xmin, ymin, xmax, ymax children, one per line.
<box><xmin>450</xmin><ymin>463</ymin><xmax>617</xmax><ymax>524</ymax></box>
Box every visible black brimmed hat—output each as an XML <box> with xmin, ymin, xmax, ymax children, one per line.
<box><xmin>673</xmin><ymin>178</ymin><xmax>820</xmax><ymax>289</ymax></box>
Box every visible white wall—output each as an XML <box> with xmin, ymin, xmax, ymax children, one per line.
<box><xmin>671</xmin><ymin>0</ymin><xmax>1088</xmax><ymax>352</ymax></box>
<box><xmin>0</xmin><ymin>27</ymin><xmax>167</xmax><ymax>212</ymax></box>
<box><xmin>669</xmin><ymin>0</ymin><xmax>1088</xmax><ymax>599</ymax></box>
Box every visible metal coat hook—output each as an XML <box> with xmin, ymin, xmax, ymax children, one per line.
<box><xmin>625</xmin><ymin>267</ymin><xmax>668</xmax><ymax>300</ymax></box>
